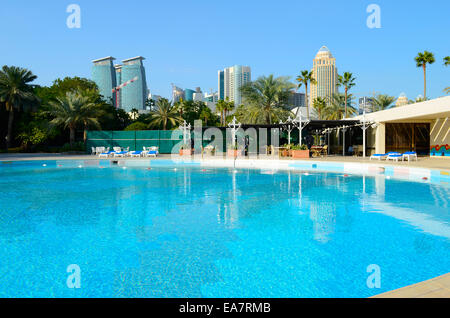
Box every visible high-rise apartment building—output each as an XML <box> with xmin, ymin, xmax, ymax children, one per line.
<box><xmin>218</xmin><ymin>65</ymin><xmax>251</xmax><ymax>106</ymax></box>
<box><xmin>91</xmin><ymin>56</ymin><xmax>117</xmax><ymax>105</ymax></box>
<box><xmin>120</xmin><ymin>56</ymin><xmax>148</xmax><ymax>112</ymax></box>
<box><xmin>309</xmin><ymin>46</ymin><xmax>338</xmax><ymax>107</ymax></box>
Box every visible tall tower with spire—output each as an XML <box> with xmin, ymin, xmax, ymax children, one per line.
<box><xmin>309</xmin><ymin>46</ymin><xmax>338</xmax><ymax>107</ymax></box>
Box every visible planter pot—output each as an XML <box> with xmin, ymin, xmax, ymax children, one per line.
<box><xmin>291</xmin><ymin>150</ymin><xmax>310</xmax><ymax>159</ymax></box>
<box><xmin>281</xmin><ymin>150</ymin><xmax>289</xmax><ymax>157</ymax></box>
<box><xmin>227</xmin><ymin>149</ymin><xmax>243</xmax><ymax>157</ymax></box>
<box><xmin>179</xmin><ymin>149</ymin><xmax>192</xmax><ymax>156</ymax></box>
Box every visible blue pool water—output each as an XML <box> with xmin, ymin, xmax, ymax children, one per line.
<box><xmin>0</xmin><ymin>161</ymin><xmax>449</xmax><ymax>298</ymax></box>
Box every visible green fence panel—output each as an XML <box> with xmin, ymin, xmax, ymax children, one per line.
<box><xmin>136</xmin><ymin>130</ymin><xmax>160</xmax><ymax>151</ymax></box>
<box><xmin>86</xmin><ymin>131</ymin><xmax>113</xmax><ymax>152</ymax></box>
<box><xmin>111</xmin><ymin>131</ymin><xmax>136</xmax><ymax>151</ymax></box>
<box><xmin>158</xmin><ymin>130</ymin><xmax>182</xmax><ymax>154</ymax></box>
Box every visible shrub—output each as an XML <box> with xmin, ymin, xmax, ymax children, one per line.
<box><xmin>124</xmin><ymin>122</ymin><xmax>148</xmax><ymax>131</ymax></box>
<box><xmin>59</xmin><ymin>142</ymin><xmax>85</xmax><ymax>152</ymax></box>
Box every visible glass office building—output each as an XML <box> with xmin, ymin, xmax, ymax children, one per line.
<box><xmin>120</xmin><ymin>56</ymin><xmax>148</xmax><ymax>112</ymax></box>
<box><xmin>185</xmin><ymin>89</ymin><xmax>195</xmax><ymax>101</ymax></box>
<box><xmin>91</xmin><ymin>57</ymin><xmax>117</xmax><ymax>105</ymax></box>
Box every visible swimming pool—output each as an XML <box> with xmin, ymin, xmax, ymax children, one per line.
<box><xmin>0</xmin><ymin>160</ymin><xmax>449</xmax><ymax>297</ymax></box>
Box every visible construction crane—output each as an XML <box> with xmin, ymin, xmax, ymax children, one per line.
<box><xmin>112</xmin><ymin>76</ymin><xmax>138</xmax><ymax>109</ymax></box>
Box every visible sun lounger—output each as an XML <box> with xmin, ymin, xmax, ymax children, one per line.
<box><xmin>386</xmin><ymin>153</ymin><xmax>403</xmax><ymax>162</ymax></box>
<box><xmin>130</xmin><ymin>151</ymin><xmax>143</xmax><ymax>157</ymax></box>
<box><xmin>403</xmin><ymin>152</ymin><xmax>418</xmax><ymax>162</ymax></box>
<box><xmin>370</xmin><ymin>153</ymin><xmax>387</xmax><ymax>160</ymax></box>
<box><xmin>114</xmin><ymin>151</ymin><xmax>128</xmax><ymax>157</ymax></box>
<box><xmin>145</xmin><ymin>147</ymin><xmax>159</xmax><ymax>157</ymax></box>
<box><xmin>99</xmin><ymin>151</ymin><xmax>114</xmax><ymax>158</ymax></box>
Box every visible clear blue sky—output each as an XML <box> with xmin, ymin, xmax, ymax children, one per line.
<box><xmin>1</xmin><ymin>0</ymin><xmax>449</xmax><ymax>101</ymax></box>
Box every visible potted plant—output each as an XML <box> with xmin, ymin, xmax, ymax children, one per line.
<box><xmin>227</xmin><ymin>144</ymin><xmax>243</xmax><ymax>157</ymax></box>
<box><xmin>290</xmin><ymin>144</ymin><xmax>310</xmax><ymax>159</ymax></box>
<box><xmin>281</xmin><ymin>144</ymin><xmax>293</xmax><ymax>157</ymax></box>
<box><xmin>179</xmin><ymin>144</ymin><xmax>192</xmax><ymax>156</ymax></box>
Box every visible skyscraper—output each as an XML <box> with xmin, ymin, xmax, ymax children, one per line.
<box><xmin>114</xmin><ymin>64</ymin><xmax>122</xmax><ymax>108</ymax></box>
<box><xmin>218</xmin><ymin>65</ymin><xmax>251</xmax><ymax>106</ymax></box>
<box><xmin>120</xmin><ymin>56</ymin><xmax>148</xmax><ymax>112</ymax></box>
<box><xmin>359</xmin><ymin>96</ymin><xmax>374</xmax><ymax>114</ymax></box>
<box><xmin>309</xmin><ymin>46</ymin><xmax>338</xmax><ymax>107</ymax></box>
<box><xmin>91</xmin><ymin>56</ymin><xmax>117</xmax><ymax>104</ymax></box>
<box><xmin>184</xmin><ymin>89</ymin><xmax>195</xmax><ymax>101</ymax></box>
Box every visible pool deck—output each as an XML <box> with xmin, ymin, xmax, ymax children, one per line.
<box><xmin>372</xmin><ymin>273</ymin><xmax>450</xmax><ymax>298</ymax></box>
<box><xmin>1</xmin><ymin>152</ymin><xmax>449</xmax><ymax>298</ymax></box>
<box><xmin>0</xmin><ymin>153</ymin><xmax>449</xmax><ymax>171</ymax></box>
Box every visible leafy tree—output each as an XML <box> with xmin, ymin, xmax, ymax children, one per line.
<box><xmin>240</xmin><ymin>75</ymin><xmax>295</xmax><ymax>124</ymax></box>
<box><xmin>312</xmin><ymin>97</ymin><xmax>327</xmax><ymax>119</ymax></box>
<box><xmin>415</xmin><ymin>51</ymin><xmax>435</xmax><ymax>100</ymax></box>
<box><xmin>337</xmin><ymin>72</ymin><xmax>356</xmax><ymax>118</ymax></box>
<box><xmin>124</xmin><ymin>122</ymin><xmax>148</xmax><ymax>131</ymax></box>
<box><xmin>17</xmin><ymin>127</ymin><xmax>47</xmax><ymax>150</ymax></box>
<box><xmin>0</xmin><ymin>66</ymin><xmax>39</xmax><ymax>149</ymax></box>
<box><xmin>148</xmin><ymin>98</ymin><xmax>183</xmax><ymax>130</ymax></box>
<box><xmin>46</xmin><ymin>91</ymin><xmax>102</xmax><ymax>144</ymax></box>
<box><xmin>296</xmin><ymin>70</ymin><xmax>316</xmax><ymax>119</ymax></box>
<box><xmin>372</xmin><ymin>94</ymin><xmax>396</xmax><ymax>111</ymax></box>
<box><xmin>444</xmin><ymin>56</ymin><xmax>450</xmax><ymax>66</ymax></box>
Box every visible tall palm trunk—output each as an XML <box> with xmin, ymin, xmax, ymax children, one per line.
<box><xmin>69</xmin><ymin>126</ymin><xmax>75</xmax><ymax>146</ymax></box>
<box><xmin>344</xmin><ymin>87</ymin><xmax>348</xmax><ymax>118</ymax></box>
<box><xmin>6</xmin><ymin>106</ymin><xmax>14</xmax><ymax>150</ymax></box>
<box><xmin>423</xmin><ymin>64</ymin><xmax>427</xmax><ymax>100</ymax></box>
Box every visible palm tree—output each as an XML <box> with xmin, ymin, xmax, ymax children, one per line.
<box><xmin>372</xmin><ymin>94</ymin><xmax>396</xmax><ymax>112</ymax></box>
<box><xmin>240</xmin><ymin>75</ymin><xmax>295</xmax><ymax>124</ymax></box>
<box><xmin>444</xmin><ymin>57</ymin><xmax>450</xmax><ymax>94</ymax></box>
<box><xmin>312</xmin><ymin>97</ymin><xmax>327</xmax><ymax>120</ymax></box>
<box><xmin>149</xmin><ymin>98</ymin><xmax>182</xmax><ymax>130</ymax></box>
<box><xmin>323</xmin><ymin>94</ymin><xmax>357</xmax><ymax>120</ymax></box>
<box><xmin>215</xmin><ymin>99</ymin><xmax>227</xmax><ymax>126</ymax></box>
<box><xmin>415</xmin><ymin>51</ymin><xmax>435</xmax><ymax>100</ymax></box>
<box><xmin>444</xmin><ymin>56</ymin><xmax>450</xmax><ymax>66</ymax></box>
<box><xmin>0</xmin><ymin>66</ymin><xmax>38</xmax><ymax>149</ymax></box>
<box><xmin>337</xmin><ymin>72</ymin><xmax>356</xmax><ymax>118</ymax></box>
<box><xmin>130</xmin><ymin>108</ymin><xmax>139</xmax><ymax>120</ymax></box>
<box><xmin>47</xmin><ymin>91</ymin><xmax>102</xmax><ymax>145</ymax></box>
<box><xmin>296</xmin><ymin>70</ymin><xmax>316</xmax><ymax>119</ymax></box>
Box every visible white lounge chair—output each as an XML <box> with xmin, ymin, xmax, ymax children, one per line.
<box><xmin>146</xmin><ymin>146</ymin><xmax>159</xmax><ymax>157</ymax></box>
<box><xmin>403</xmin><ymin>152</ymin><xmax>418</xmax><ymax>162</ymax></box>
<box><xmin>130</xmin><ymin>151</ymin><xmax>143</xmax><ymax>157</ymax></box>
<box><xmin>370</xmin><ymin>153</ymin><xmax>387</xmax><ymax>160</ymax></box>
<box><xmin>386</xmin><ymin>152</ymin><xmax>403</xmax><ymax>162</ymax></box>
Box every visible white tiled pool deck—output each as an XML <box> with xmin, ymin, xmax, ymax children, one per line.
<box><xmin>1</xmin><ymin>153</ymin><xmax>449</xmax><ymax>298</ymax></box>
